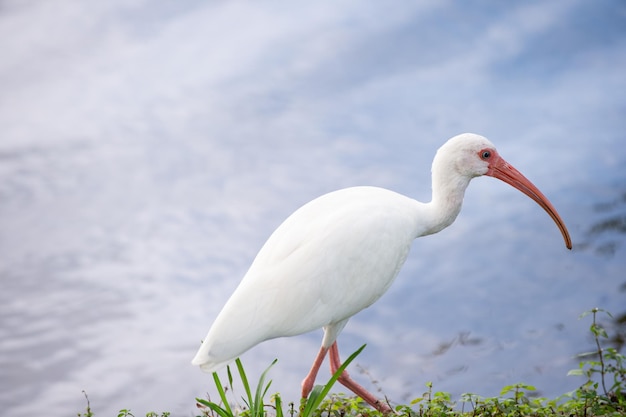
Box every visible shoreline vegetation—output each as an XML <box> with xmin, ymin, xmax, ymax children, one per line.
<box><xmin>78</xmin><ymin>308</ymin><xmax>625</xmax><ymax>417</ymax></box>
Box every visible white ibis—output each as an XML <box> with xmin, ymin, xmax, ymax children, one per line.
<box><xmin>192</xmin><ymin>133</ymin><xmax>572</xmax><ymax>413</ymax></box>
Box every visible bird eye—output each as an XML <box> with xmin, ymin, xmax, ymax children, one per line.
<box><xmin>480</xmin><ymin>150</ymin><xmax>491</xmax><ymax>160</ymax></box>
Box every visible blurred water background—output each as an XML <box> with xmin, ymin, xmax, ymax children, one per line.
<box><xmin>0</xmin><ymin>1</ymin><xmax>625</xmax><ymax>416</ymax></box>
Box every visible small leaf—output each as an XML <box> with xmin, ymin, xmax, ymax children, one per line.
<box><xmin>500</xmin><ymin>385</ymin><xmax>514</xmax><ymax>396</ymax></box>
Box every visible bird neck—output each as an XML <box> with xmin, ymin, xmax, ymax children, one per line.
<box><xmin>422</xmin><ymin>166</ymin><xmax>471</xmax><ymax>236</ymax></box>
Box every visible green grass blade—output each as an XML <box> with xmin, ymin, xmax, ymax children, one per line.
<box><xmin>235</xmin><ymin>358</ymin><xmax>253</xmax><ymax>410</ymax></box>
<box><xmin>253</xmin><ymin>358</ymin><xmax>278</xmax><ymax>417</ymax></box>
<box><xmin>273</xmin><ymin>394</ymin><xmax>283</xmax><ymax>417</ymax></box>
<box><xmin>196</xmin><ymin>398</ymin><xmax>233</xmax><ymax>417</ymax></box>
<box><xmin>227</xmin><ymin>363</ymin><xmax>234</xmax><ymax>390</ymax></box>
<box><xmin>212</xmin><ymin>371</ymin><xmax>233</xmax><ymax>416</ymax></box>
<box><xmin>302</xmin><ymin>385</ymin><xmax>326</xmax><ymax>417</ymax></box>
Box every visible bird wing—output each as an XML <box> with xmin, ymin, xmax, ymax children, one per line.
<box><xmin>192</xmin><ymin>187</ymin><xmax>420</xmax><ymax>371</ymax></box>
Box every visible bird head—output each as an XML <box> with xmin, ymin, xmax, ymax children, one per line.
<box><xmin>435</xmin><ymin>133</ymin><xmax>497</xmax><ymax>179</ymax></box>
<box><xmin>435</xmin><ymin>133</ymin><xmax>572</xmax><ymax>249</ymax></box>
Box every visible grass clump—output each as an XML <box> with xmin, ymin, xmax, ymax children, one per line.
<box><xmin>195</xmin><ymin>344</ymin><xmax>366</xmax><ymax>417</ymax></box>
<box><xmin>79</xmin><ymin>308</ymin><xmax>625</xmax><ymax>417</ymax></box>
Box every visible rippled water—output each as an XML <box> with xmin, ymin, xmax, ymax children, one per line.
<box><xmin>1</xmin><ymin>2</ymin><xmax>625</xmax><ymax>416</ymax></box>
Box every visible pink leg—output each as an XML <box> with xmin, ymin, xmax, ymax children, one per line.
<box><xmin>328</xmin><ymin>342</ymin><xmax>392</xmax><ymax>414</ymax></box>
<box><xmin>301</xmin><ymin>345</ymin><xmax>329</xmax><ymax>399</ymax></box>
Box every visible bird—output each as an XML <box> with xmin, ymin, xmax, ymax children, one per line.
<box><xmin>192</xmin><ymin>133</ymin><xmax>572</xmax><ymax>413</ymax></box>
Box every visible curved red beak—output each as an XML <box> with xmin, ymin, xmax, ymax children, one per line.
<box><xmin>486</xmin><ymin>154</ymin><xmax>572</xmax><ymax>250</ymax></box>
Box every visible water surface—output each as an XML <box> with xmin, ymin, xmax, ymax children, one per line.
<box><xmin>1</xmin><ymin>2</ymin><xmax>625</xmax><ymax>416</ymax></box>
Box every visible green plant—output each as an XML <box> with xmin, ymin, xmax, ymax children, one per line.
<box><xmin>567</xmin><ymin>307</ymin><xmax>625</xmax><ymax>414</ymax></box>
<box><xmin>77</xmin><ymin>390</ymin><xmax>94</xmax><ymax>417</ymax></box>
<box><xmin>407</xmin><ymin>382</ymin><xmax>455</xmax><ymax>416</ymax></box>
<box><xmin>237</xmin><ymin>357</ymin><xmax>278</xmax><ymax>417</ymax></box>
<box><xmin>196</xmin><ymin>357</ymin><xmax>277</xmax><ymax>417</ymax></box>
<box><xmin>196</xmin><ymin>345</ymin><xmax>367</xmax><ymax>417</ymax></box>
